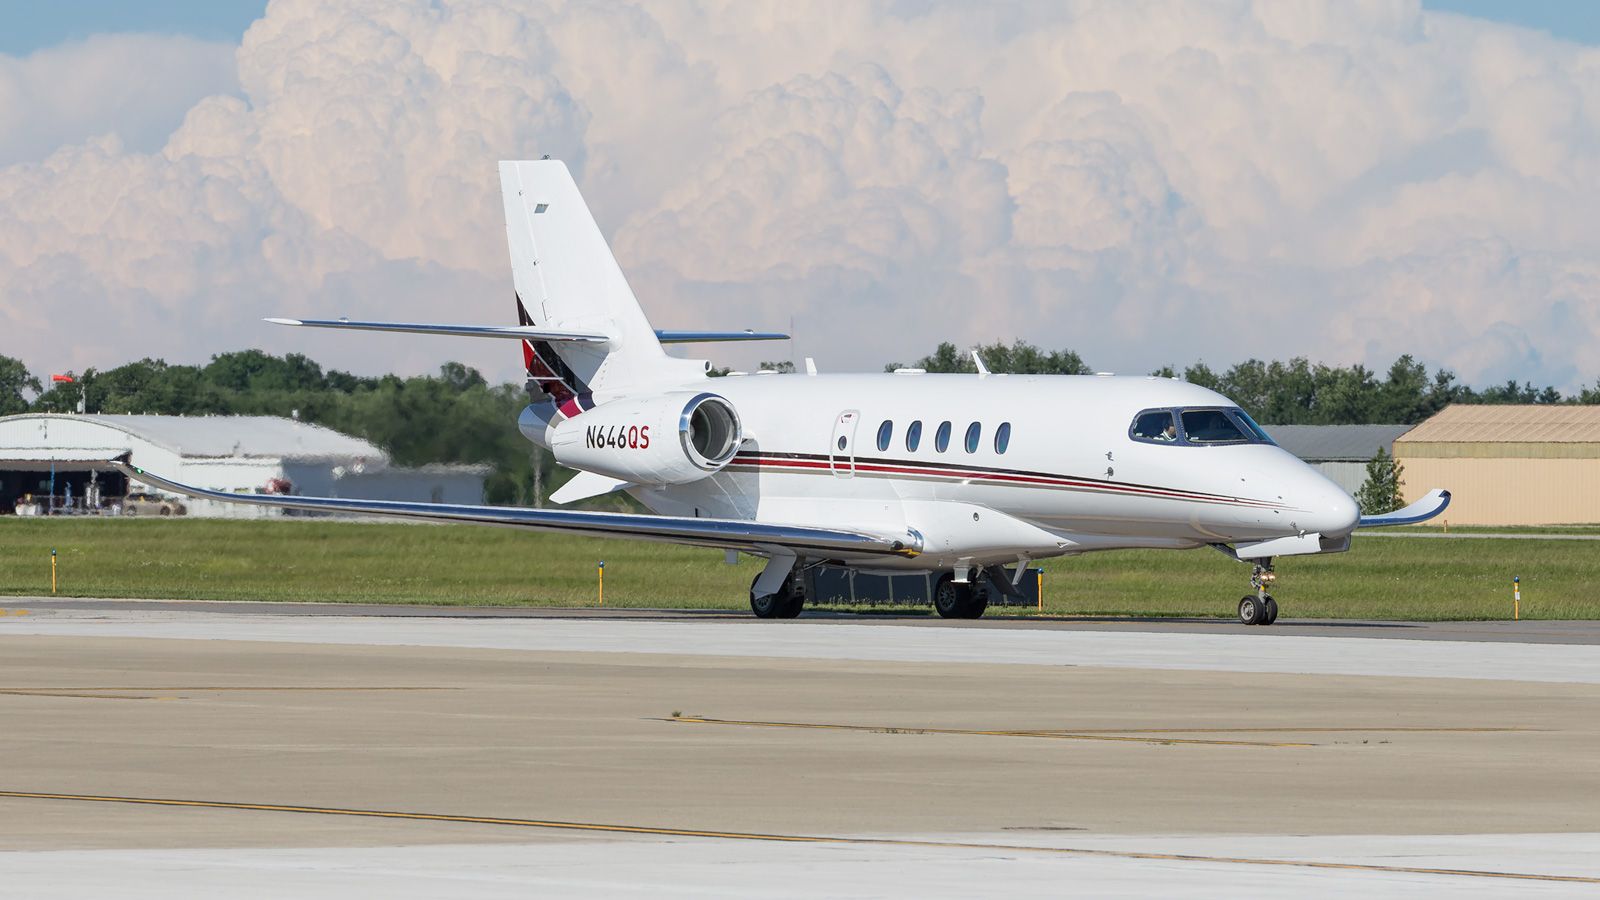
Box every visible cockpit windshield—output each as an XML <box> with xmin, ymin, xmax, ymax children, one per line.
<box><xmin>1181</xmin><ymin>409</ymin><xmax>1248</xmax><ymax>444</ymax></box>
<box><xmin>1232</xmin><ymin>409</ymin><xmax>1276</xmax><ymax>445</ymax></box>
<box><xmin>1129</xmin><ymin>407</ymin><xmax>1275</xmax><ymax>447</ymax></box>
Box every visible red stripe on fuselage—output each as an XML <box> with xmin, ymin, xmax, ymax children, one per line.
<box><xmin>725</xmin><ymin>453</ymin><xmax>1288</xmax><ymax>510</ymax></box>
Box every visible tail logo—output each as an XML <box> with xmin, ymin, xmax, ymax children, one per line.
<box><xmin>516</xmin><ymin>293</ymin><xmax>595</xmax><ymax>418</ymax></box>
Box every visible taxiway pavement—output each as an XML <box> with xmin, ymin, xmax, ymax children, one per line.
<box><xmin>2</xmin><ymin>600</ymin><xmax>1598</xmax><ymax>896</ymax></box>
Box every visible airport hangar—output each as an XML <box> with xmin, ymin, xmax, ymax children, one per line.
<box><xmin>1395</xmin><ymin>404</ymin><xmax>1600</xmax><ymax>526</ymax></box>
<box><xmin>0</xmin><ymin>413</ymin><xmax>487</xmax><ymax>516</ymax></box>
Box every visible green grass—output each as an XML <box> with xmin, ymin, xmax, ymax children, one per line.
<box><xmin>2</xmin><ymin>518</ymin><xmax>1597</xmax><ymax>620</ymax></box>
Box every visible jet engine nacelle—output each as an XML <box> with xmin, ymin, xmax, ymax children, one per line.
<box><xmin>548</xmin><ymin>392</ymin><xmax>743</xmax><ymax>485</ymax></box>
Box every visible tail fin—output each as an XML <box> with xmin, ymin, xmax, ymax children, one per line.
<box><xmin>501</xmin><ymin>160</ymin><xmax>700</xmax><ymax>409</ymax></box>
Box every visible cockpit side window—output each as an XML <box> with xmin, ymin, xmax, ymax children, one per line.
<box><xmin>1181</xmin><ymin>408</ymin><xmax>1249</xmax><ymax>444</ymax></box>
<box><xmin>1131</xmin><ymin>410</ymin><xmax>1179</xmax><ymax>443</ymax></box>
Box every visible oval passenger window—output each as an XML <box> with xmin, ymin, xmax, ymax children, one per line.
<box><xmin>934</xmin><ymin>421</ymin><xmax>952</xmax><ymax>453</ymax></box>
<box><xmin>876</xmin><ymin>420</ymin><xmax>892</xmax><ymax>452</ymax></box>
<box><xmin>964</xmin><ymin>422</ymin><xmax>981</xmax><ymax>453</ymax></box>
<box><xmin>906</xmin><ymin>420</ymin><xmax>923</xmax><ymax>452</ymax></box>
<box><xmin>995</xmin><ymin>422</ymin><xmax>1011</xmax><ymax>454</ymax></box>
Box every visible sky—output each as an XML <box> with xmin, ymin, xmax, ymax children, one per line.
<box><xmin>3</xmin><ymin>0</ymin><xmax>1600</xmax><ymax>391</ymax></box>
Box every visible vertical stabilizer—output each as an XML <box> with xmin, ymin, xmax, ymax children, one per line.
<box><xmin>500</xmin><ymin>160</ymin><xmax>700</xmax><ymax>411</ymax></box>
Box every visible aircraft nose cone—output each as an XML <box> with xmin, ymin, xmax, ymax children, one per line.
<box><xmin>1308</xmin><ymin>484</ymin><xmax>1360</xmax><ymax>538</ymax></box>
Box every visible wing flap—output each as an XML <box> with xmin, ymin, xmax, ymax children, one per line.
<box><xmin>1357</xmin><ymin>489</ymin><xmax>1451</xmax><ymax>528</ymax></box>
<box><xmin>265</xmin><ymin>318</ymin><xmax>609</xmax><ymax>343</ymax></box>
<box><xmin>110</xmin><ymin>462</ymin><xmax>920</xmax><ymax>559</ymax></box>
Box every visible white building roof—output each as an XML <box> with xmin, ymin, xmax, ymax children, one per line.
<box><xmin>1</xmin><ymin>414</ymin><xmax>388</xmax><ymax>464</ymax></box>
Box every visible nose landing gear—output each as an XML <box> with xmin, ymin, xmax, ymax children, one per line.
<box><xmin>1237</xmin><ymin>560</ymin><xmax>1279</xmax><ymax>626</ymax></box>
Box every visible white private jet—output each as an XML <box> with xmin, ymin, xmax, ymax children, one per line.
<box><xmin>115</xmin><ymin>159</ymin><xmax>1449</xmax><ymax>625</ymax></box>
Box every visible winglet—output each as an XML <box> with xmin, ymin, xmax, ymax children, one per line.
<box><xmin>1357</xmin><ymin>489</ymin><xmax>1451</xmax><ymax>528</ymax></box>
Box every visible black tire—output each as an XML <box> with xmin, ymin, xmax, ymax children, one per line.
<box><xmin>1238</xmin><ymin>595</ymin><xmax>1262</xmax><ymax>626</ymax></box>
<box><xmin>934</xmin><ymin>574</ymin><xmax>976</xmax><ymax>619</ymax></box>
<box><xmin>1262</xmin><ymin>595</ymin><xmax>1279</xmax><ymax>625</ymax></box>
<box><xmin>750</xmin><ymin>572</ymin><xmax>804</xmax><ymax>619</ymax></box>
<box><xmin>960</xmin><ymin>591</ymin><xmax>989</xmax><ymax>619</ymax></box>
<box><xmin>159</xmin><ymin>506</ymin><xmax>172</xmax><ymax>516</ymax></box>
<box><xmin>750</xmin><ymin>574</ymin><xmax>783</xmax><ymax>619</ymax></box>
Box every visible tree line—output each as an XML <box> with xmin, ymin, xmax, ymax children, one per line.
<box><xmin>890</xmin><ymin>340</ymin><xmax>1600</xmax><ymax>424</ymax></box>
<box><xmin>2</xmin><ymin>342</ymin><xmax>1596</xmax><ymax>506</ymax></box>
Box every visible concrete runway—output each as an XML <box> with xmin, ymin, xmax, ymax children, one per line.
<box><xmin>3</xmin><ymin>601</ymin><xmax>1599</xmax><ymax>896</ymax></box>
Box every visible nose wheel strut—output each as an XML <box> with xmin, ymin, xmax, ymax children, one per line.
<box><xmin>1238</xmin><ymin>560</ymin><xmax>1279</xmax><ymax>625</ymax></box>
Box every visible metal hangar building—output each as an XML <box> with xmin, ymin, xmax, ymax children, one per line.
<box><xmin>0</xmin><ymin>413</ymin><xmax>487</xmax><ymax>517</ymax></box>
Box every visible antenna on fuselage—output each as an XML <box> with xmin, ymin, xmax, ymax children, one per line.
<box><xmin>971</xmin><ymin>350</ymin><xmax>990</xmax><ymax>376</ymax></box>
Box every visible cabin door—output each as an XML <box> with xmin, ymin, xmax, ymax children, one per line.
<box><xmin>829</xmin><ymin>410</ymin><xmax>860</xmax><ymax>478</ymax></box>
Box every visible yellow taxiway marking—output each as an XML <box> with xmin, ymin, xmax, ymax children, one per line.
<box><xmin>0</xmin><ymin>609</ymin><xmax>29</xmax><ymax>616</ymax></box>
<box><xmin>659</xmin><ymin>717</ymin><xmax>1313</xmax><ymax>747</ymax></box>
<box><xmin>0</xmin><ymin>790</ymin><xmax>1594</xmax><ymax>885</ymax></box>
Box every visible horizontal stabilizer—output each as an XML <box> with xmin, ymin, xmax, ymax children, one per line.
<box><xmin>654</xmin><ymin>330</ymin><xmax>789</xmax><ymax>343</ymax></box>
<box><xmin>265</xmin><ymin>318</ymin><xmax>609</xmax><ymax>343</ymax></box>
<box><xmin>549</xmin><ymin>470</ymin><xmax>633</xmax><ymax>505</ymax></box>
<box><xmin>1357</xmin><ymin>489</ymin><xmax>1451</xmax><ymax>528</ymax></box>
<box><xmin>111</xmin><ymin>462</ymin><xmax>921</xmax><ymax>559</ymax></box>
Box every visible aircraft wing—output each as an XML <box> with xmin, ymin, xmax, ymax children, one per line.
<box><xmin>1357</xmin><ymin>489</ymin><xmax>1451</xmax><ymax>528</ymax></box>
<box><xmin>109</xmin><ymin>462</ymin><xmax>921</xmax><ymax>559</ymax></box>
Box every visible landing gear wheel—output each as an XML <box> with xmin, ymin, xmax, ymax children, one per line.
<box><xmin>934</xmin><ymin>573</ymin><xmax>985</xmax><ymax>619</ymax></box>
<box><xmin>750</xmin><ymin>572</ymin><xmax>805</xmax><ymax>619</ymax></box>
<box><xmin>1239</xmin><ymin>560</ymin><xmax>1279</xmax><ymax>626</ymax></box>
<box><xmin>1238</xmin><ymin>595</ymin><xmax>1263</xmax><ymax>626</ymax></box>
<box><xmin>750</xmin><ymin>577</ymin><xmax>782</xmax><ymax>619</ymax></box>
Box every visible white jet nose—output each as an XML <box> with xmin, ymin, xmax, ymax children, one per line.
<box><xmin>1302</xmin><ymin>478</ymin><xmax>1360</xmax><ymax>538</ymax></box>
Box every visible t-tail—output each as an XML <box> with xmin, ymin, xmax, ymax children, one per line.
<box><xmin>264</xmin><ymin>159</ymin><xmax>787</xmax><ymax>418</ymax></box>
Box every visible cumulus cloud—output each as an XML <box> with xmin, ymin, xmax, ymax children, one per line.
<box><xmin>0</xmin><ymin>33</ymin><xmax>238</xmax><ymax>168</ymax></box>
<box><xmin>3</xmin><ymin>0</ymin><xmax>1600</xmax><ymax>390</ymax></box>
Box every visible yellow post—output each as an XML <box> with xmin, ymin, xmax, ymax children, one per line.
<box><xmin>598</xmin><ymin>561</ymin><xmax>605</xmax><ymax>607</ymax></box>
<box><xmin>1036</xmin><ymin>568</ymin><xmax>1043</xmax><ymax>613</ymax></box>
<box><xmin>51</xmin><ymin>548</ymin><xmax>57</xmax><ymax>595</ymax></box>
<box><xmin>1513</xmin><ymin>576</ymin><xmax>1520</xmax><ymax>621</ymax></box>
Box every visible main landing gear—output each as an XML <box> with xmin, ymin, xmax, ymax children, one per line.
<box><xmin>933</xmin><ymin>572</ymin><xmax>989</xmax><ymax>619</ymax></box>
<box><xmin>1237</xmin><ymin>560</ymin><xmax>1279</xmax><ymax>626</ymax></box>
<box><xmin>750</xmin><ymin>570</ymin><xmax>805</xmax><ymax>619</ymax></box>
